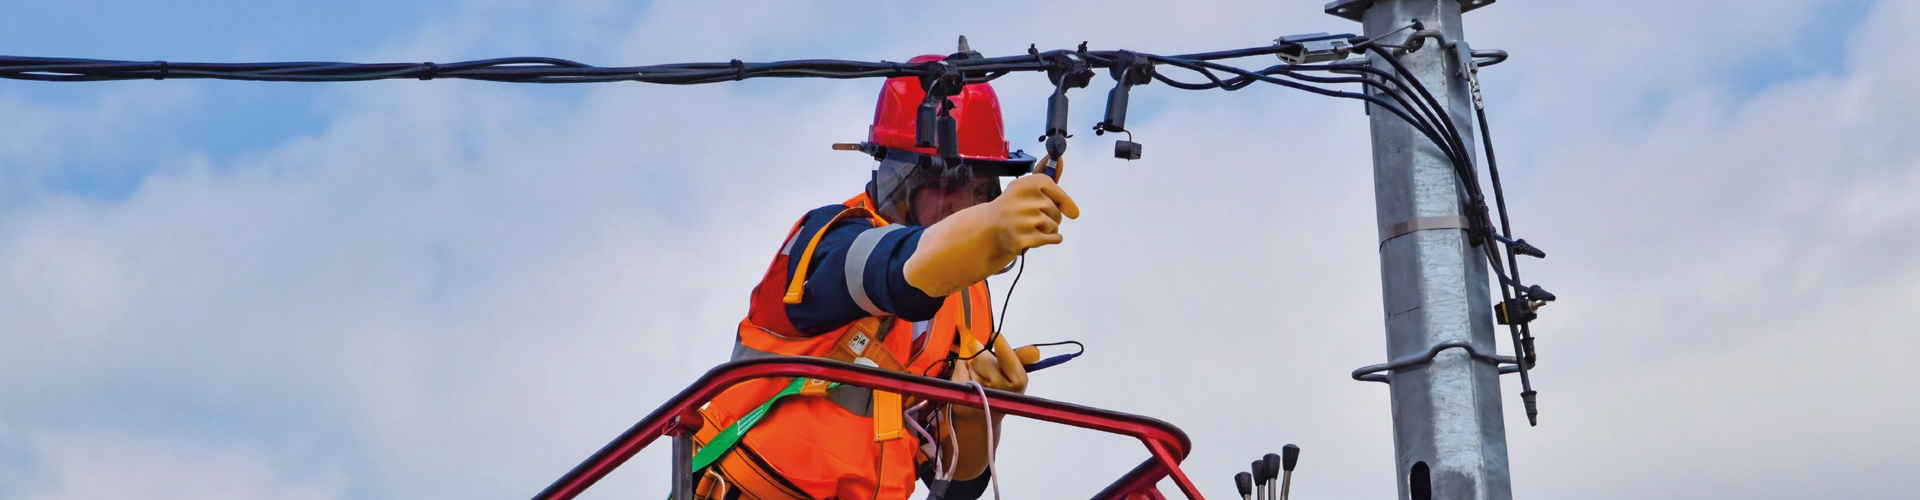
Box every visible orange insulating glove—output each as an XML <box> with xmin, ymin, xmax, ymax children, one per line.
<box><xmin>904</xmin><ymin>175</ymin><xmax>1080</xmax><ymax>297</ymax></box>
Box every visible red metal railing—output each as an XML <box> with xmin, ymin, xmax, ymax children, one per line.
<box><xmin>529</xmin><ymin>357</ymin><xmax>1206</xmax><ymax>500</ymax></box>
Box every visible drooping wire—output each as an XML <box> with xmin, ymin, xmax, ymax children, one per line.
<box><xmin>956</xmin><ymin>254</ymin><xmax>1023</xmax><ymax>363</ymax></box>
<box><xmin>1476</xmin><ymin>94</ymin><xmax>1541</xmax><ymax>426</ymax></box>
<box><xmin>994</xmin><ymin>255</ymin><xmax>1025</xmax><ymax>339</ymax></box>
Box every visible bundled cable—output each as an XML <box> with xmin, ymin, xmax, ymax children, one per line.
<box><xmin>0</xmin><ymin>35</ymin><xmax>1354</xmax><ymax>84</ymax></box>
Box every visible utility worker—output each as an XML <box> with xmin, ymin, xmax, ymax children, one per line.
<box><xmin>689</xmin><ymin>54</ymin><xmax>1080</xmax><ymax>500</ymax></box>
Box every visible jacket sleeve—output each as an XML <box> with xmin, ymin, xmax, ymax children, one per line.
<box><xmin>784</xmin><ymin>205</ymin><xmax>946</xmax><ymax>336</ymax></box>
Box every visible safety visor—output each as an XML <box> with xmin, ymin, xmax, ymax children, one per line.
<box><xmin>868</xmin><ymin>146</ymin><xmax>1038</xmax><ymax>179</ymax></box>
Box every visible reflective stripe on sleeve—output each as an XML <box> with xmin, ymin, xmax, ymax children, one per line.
<box><xmin>778</xmin><ymin>230</ymin><xmax>802</xmax><ymax>256</ymax></box>
<box><xmin>845</xmin><ymin>224</ymin><xmax>907</xmax><ymax>317</ymax></box>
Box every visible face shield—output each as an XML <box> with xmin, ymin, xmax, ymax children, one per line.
<box><xmin>869</xmin><ymin>149</ymin><xmax>1032</xmax><ymax>226</ymax></box>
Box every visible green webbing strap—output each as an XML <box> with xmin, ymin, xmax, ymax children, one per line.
<box><xmin>685</xmin><ymin>377</ymin><xmax>839</xmax><ymax>482</ymax></box>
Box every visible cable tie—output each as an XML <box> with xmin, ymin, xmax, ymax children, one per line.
<box><xmin>154</xmin><ymin>61</ymin><xmax>167</xmax><ymax>80</ymax></box>
<box><xmin>420</xmin><ymin>62</ymin><xmax>439</xmax><ymax>81</ymax></box>
<box><xmin>730</xmin><ymin>59</ymin><xmax>745</xmax><ymax>81</ymax></box>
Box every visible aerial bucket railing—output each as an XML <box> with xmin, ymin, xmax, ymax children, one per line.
<box><xmin>529</xmin><ymin>357</ymin><xmax>1204</xmax><ymax>500</ymax></box>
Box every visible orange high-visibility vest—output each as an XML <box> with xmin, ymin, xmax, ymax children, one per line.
<box><xmin>695</xmin><ymin>192</ymin><xmax>994</xmax><ymax>500</ymax></box>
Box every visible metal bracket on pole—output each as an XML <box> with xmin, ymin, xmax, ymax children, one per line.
<box><xmin>1351</xmin><ymin>340</ymin><xmax>1522</xmax><ymax>383</ymax></box>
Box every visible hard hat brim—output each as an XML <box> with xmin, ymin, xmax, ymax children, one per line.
<box><xmin>854</xmin><ymin>143</ymin><xmax>1037</xmax><ymax>178</ymax></box>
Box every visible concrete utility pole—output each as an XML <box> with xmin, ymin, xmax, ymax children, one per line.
<box><xmin>1327</xmin><ymin>1</ymin><xmax>1513</xmax><ymax>499</ymax></box>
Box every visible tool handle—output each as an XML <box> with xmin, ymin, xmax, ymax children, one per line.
<box><xmin>1025</xmin><ymin>354</ymin><xmax>1076</xmax><ymax>372</ymax></box>
<box><xmin>1234</xmin><ymin>472</ymin><xmax>1253</xmax><ymax>497</ymax></box>
<box><xmin>1013</xmin><ymin>343</ymin><xmax>1083</xmax><ymax>372</ymax></box>
<box><xmin>1281</xmin><ymin>444</ymin><xmax>1300</xmax><ymax>471</ymax></box>
<box><xmin>1033</xmin><ymin>155</ymin><xmax>1064</xmax><ymax>181</ymax></box>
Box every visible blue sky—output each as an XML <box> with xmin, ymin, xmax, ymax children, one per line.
<box><xmin>3</xmin><ymin>1</ymin><xmax>1918</xmax><ymax>499</ymax></box>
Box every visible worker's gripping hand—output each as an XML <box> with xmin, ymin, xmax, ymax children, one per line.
<box><xmin>906</xmin><ymin>175</ymin><xmax>1080</xmax><ymax>297</ymax></box>
<box><xmin>953</xmin><ymin>339</ymin><xmax>1028</xmax><ymax>395</ymax></box>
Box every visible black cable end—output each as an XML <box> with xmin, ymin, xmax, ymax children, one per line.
<box><xmin>1511</xmin><ymin>238</ymin><xmax>1546</xmax><ymax>258</ymax></box>
<box><xmin>1522</xmin><ymin>390</ymin><xmax>1539</xmax><ymax>426</ymax></box>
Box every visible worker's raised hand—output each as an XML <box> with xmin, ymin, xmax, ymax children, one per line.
<box><xmin>993</xmin><ymin>174</ymin><xmax>1081</xmax><ymax>252</ymax></box>
<box><xmin>906</xmin><ymin>174</ymin><xmax>1081</xmax><ymax>297</ymax></box>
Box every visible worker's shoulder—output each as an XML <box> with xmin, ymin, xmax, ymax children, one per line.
<box><xmin>796</xmin><ymin>203</ymin><xmax>877</xmax><ymax>232</ymax></box>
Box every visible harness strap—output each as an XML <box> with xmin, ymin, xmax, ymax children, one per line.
<box><xmin>784</xmin><ymin>206</ymin><xmax>884</xmax><ymax>304</ymax></box>
<box><xmin>700</xmin><ymin>319</ymin><xmax>912</xmax><ymax>485</ymax></box>
<box><xmin>822</xmin><ymin>319</ymin><xmax>908</xmax><ymax>442</ymax></box>
<box><xmin>690</xmin><ymin>377</ymin><xmax>827</xmax><ymax>476</ymax></box>
<box><xmin>689</xmin><ymin>405</ymin><xmax>813</xmax><ymax>500</ymax></box>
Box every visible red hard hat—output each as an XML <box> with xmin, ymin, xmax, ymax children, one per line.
<box><xmin>864</xmin><ymin>55</ymin><xmax>1033</xmax><ymax>174</ymax></box>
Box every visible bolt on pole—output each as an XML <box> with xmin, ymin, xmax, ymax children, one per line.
<box><xmin>1327</xmin><ymin>0</ymin><xmax>1514</xmax><ymax>499</ymax></box>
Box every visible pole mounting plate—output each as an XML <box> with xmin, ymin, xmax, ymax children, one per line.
<box><xmin>1324</xmin><ymin>0</ymin><xmax>1494</xmax><ymax>21</ymax></box>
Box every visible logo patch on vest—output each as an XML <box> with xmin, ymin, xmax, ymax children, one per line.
<box><xmin>848</xmin><ymin>332</ymin><xmax>871</xmax><ymax>356</ymax></box>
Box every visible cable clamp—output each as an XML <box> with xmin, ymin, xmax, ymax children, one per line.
<box><xmin>154</xmin><ymin>61</ymin><xmax>168</xmax><ymax>80</ymax></box>
<box><xmin>1453</xmin><ymin>42</ymin><xmax>1484</xmax><ymax>110</ymax></box>
<box><xmin>420</xmin><ymin>62</ymin><xmax>439</xmax><ymax>81</ymax></box>
<box><xmin>1274</xmin><ymin>33</ymin><xmax>1353</xmax><ymax>64</ymax></box>
<box><xmin>730</xmin><ymin>59</ymin><xmax>745</xmax><ymax>81</ymax></box>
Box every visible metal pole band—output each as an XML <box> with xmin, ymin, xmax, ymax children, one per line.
<box><xmin>1378</xmin><ymin>215</ymin><xmax>1468</xmax><ymax>243</ymax></box>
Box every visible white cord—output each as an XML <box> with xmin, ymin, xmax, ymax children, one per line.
<box><xmin>965</xmin><ymin>381</ymin><xmax>1001</xmax><ymax>500</ymax></box>
<box><xmin>941</xmin><ymin>406</ymin><xmax>959</xmax><ymax>481</ymax></box>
